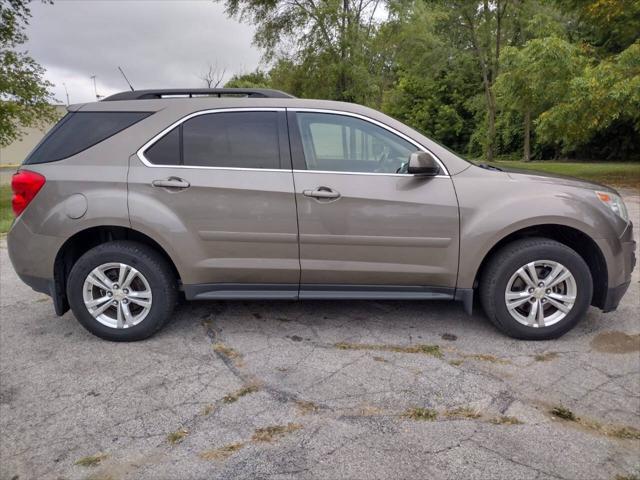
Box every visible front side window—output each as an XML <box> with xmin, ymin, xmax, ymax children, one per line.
<box><xmin>144</xmin><ymin>111</ymin><xmax>280</xmax><ymax>169</ymax></box>
<box><xmin>296</xmin><ymin>112</ymin><xmax>415</xmax><ymax>174</ymax></box>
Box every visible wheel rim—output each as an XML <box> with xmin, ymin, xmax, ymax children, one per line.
<box><xmin>504</xmin><ymin>260</ymin><xmax>577</xmax><ymax>328</ymax></box>
<box><xmin>82</xmin><ymin>262</ymin><xmax>152</xmax><ymax>329</ymax></box>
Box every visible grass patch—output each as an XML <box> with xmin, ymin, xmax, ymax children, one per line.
<box><xmin>464</xmin><ymin>353</ymin><xmax>508</xmax><ymax>364</ymax></box>
<box><xmin>549</xmin><ymin>406</ymin><xmax>640</xmax><ymax>440</ymax></box>
<box><xmin>403</xmin><ymin>407</ymin><xmax>437</xmax><ymax>421</ymax></box>
<box><xmin>534</xmin><ymin>352</ymin><xmax>559</xmax><ymax>362</ymax></box>
<box><xmin>608</xmin><ymin>426</ymin><xmax>640</xmax><ymax>440</ymax></box>
<box><xmin>74</xmin><ymin>453</ymin><xmax>108</xmax><ymax>467</ymax></box>
<box><xmin>0</xmin><ymin>184</ymin><xmax>12</xmax><ymax>234</ymax></box>
<box><xmin>335</xmin><ymin>342</ymin><xmax>443</xmax><ymax>358</ymax></box>
<box><xmin>444</xmin><ymin>407</ymin><xmax>482</xmax><ymax>419</ymax></box>
<box><xmin>199</xmin><ymin>442</ymin><xmax>245</xmax><ymax>461</ymax></box>
<box><xmin>296</xmin><ymin>400</ymin><xmax>319</xmax><ymax>415</ymax></box>
<box><xmin>488</xmin><ymin>160</ymin><xmax>640</xmax><ymax>187</ymax></box>
<box><xmin>213</xmin><ymin>342</ymin><xmax>245</xmax><ymax>367</ymax></box>
<box><xmin>490</xmin><ymin>416</ymin><xmax>524</xmax><ymax>425</ymax></box>
<box><xmin>222</xmin><ymin>384</ymin><xmax>259</xmax><ymax>404</ymax></box>
<box><xmin>550</xmin><ymin>406</ymin><xmax>576</xmax><ymax>421</ymax></box>
<box><xmin>167</xmin><ymin>428</ymin><xmax>188</xmax><ymax>444</ymax></box>
<box><xmin>202</xmin><ymin>404</ymin><xmax>215</xmax><ymax>416</ymax></box>
<box><xmin>86</xmin><ymin>474</ymin><xmax>115</xmax><ymax>480</ymax></box>
<box><xmin>251</xmin><ymin>423</ymin><xmax>302</xmax><ymax>443</ymax></box>
<box><xmin>213</xmin><ymin>342</ymin><xmax>241</xmax><ymax>360</ymax></box>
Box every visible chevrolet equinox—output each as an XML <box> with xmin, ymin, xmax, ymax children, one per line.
<box><xmin>7</xmin><ymin>88</ymin><xmax>636</xmax><ymax>341</ymax></box>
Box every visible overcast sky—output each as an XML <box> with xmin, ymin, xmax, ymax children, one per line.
<box><xmin>24</xmin><ymin>0</ymin><xmax>262</xmax><ymax>104</ymax></box>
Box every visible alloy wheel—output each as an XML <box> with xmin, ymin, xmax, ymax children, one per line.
<box><xmin>82</xmin><ymin>262</ymin><xmax>152</xmax><ymax>329</ymax></box>
<box><xmin>504</xmin><ymin>260</ymin><xmax>577</xmax><ymax>328</ymax></box>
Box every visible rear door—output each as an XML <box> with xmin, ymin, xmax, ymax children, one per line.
<box><xmin>128</xmin><ymin>108</ymin><xmax>300</xmax><ymax>297</ymax></box>
<box><xmin>288</xmin><ymin>109</ymin><xmax>460</xmax><ymax>296</ymax></box>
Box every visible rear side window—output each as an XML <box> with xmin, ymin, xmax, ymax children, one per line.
<box><xmin>143</xmin><ymin>111</ymin><xmax>281</xmax><ymax>169</ymax></box>
<box><xmin>24</xmin><ymin>111</ymin><xmax>151</xmax><ymax>165</ymax></box>
<box><xmin>145</xmin><ymin>126</ymin><xmax>180</xmax><ymax>165</ymax></box>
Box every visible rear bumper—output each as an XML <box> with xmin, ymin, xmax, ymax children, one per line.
<box><xmin>16</xmin><ymin>272</ymin><xmax>51</xmax><ymax>296</ymax></box>
<box><xmin>7</xmin><ymin>219</ymin><xmax>69</xmax><ymax>315</ymax></box>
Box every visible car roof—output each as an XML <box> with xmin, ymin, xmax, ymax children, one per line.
<box><xmin>68</xmin><ymin>95</ymin><xmax>471</xmax><ymax>175</ymax></box>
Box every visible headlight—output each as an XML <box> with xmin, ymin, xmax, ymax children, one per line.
<box><xmin>596</xmin><ymin>191</ymin><xmax>629</xmax><ymax>222</ymax></box>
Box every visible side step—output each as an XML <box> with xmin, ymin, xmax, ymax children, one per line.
<box><xmin>184</xmin><ymin>283</ymin><xmax>473</xmax><ymax>314</ymax></box>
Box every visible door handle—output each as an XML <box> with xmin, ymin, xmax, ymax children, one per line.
<box><xmin>151</xmin><ymin>177</ymin><xmax>190</xmax><ymax>190</ymax></box>
<box><xmin>303</xmin><ymin>187</ymin><xmax>340</xmax><ymax>200</ymax></box>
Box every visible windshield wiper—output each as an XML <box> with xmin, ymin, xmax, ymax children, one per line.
<box><xmin>477</xmin><ymin>163</ymin><xmax>503</xmax><ymax>172</ymax></box>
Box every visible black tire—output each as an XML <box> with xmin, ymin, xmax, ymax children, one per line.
<box><xmin>479</xmin><ymin>238</ymin><xmax>593</xmax><ymax>340</ymax></box>
<box><xmin>67</xmin><ymin>241</ymin><xmax>177</xmax><ymax>341</ymax></box>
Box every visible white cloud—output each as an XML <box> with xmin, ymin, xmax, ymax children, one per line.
<box><xmin>24</xmin><ymin>0</ymin><xmax>262</xmax><ymax>104</ymax></box>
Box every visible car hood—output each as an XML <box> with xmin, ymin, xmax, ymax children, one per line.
<box><xmin>503</xmin><ymin>167</ymin><xmax>617</xmax><ymax>194</ymax></box>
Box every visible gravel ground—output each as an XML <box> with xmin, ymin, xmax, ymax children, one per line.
<box><xmin>0</xmin><ymin>189</ymin><xmax>638</xmax><ymax>480</ymax></box>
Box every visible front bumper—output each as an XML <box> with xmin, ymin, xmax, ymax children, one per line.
<box><xmin>602</xmin><ymin>280</ymin><xmax>632</xmax><ymax>312</ymax></box>
<box><xmin>600</xmin><ymin>222</ymin><xmax>636</xmax><ymax>312</ymax></box>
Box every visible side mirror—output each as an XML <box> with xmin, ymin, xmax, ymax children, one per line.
<box><xmin>407</xmin><ymin>151</ymin><xmax>439</xmax><ymax>176</ymax></box>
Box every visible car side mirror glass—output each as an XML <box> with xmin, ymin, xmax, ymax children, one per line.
<box><xmin>407</xmin><ymin>151</ymin><xmax>440</xmax><ymax>176</ymax></box>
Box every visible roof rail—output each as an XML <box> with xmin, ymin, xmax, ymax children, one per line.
<box><xmin>102</xmin><ymin>88</ymin><xmax>295</xmax><ymax>101</ymax></box>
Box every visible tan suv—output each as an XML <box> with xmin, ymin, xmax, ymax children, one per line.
<box><xmin>7</xmin><ymin>88</ymin><xmax>636</xmax><ymax>341</ymax></box>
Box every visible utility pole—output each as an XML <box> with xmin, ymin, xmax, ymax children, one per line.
<box><xmin>90</xmin><ymin>75</ymin><xmax>102</xmax><ymax>100</ymax></box>
<box><xmin>62</xmin><ymin>82</ymin><xmax>70</xmax><ymax>105</ymax></box>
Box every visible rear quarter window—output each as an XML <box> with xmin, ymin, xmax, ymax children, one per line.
<box><xmin>24</xmin><ymin>111</ymin><xmax>152</xmax><ymax>164</ymax></box>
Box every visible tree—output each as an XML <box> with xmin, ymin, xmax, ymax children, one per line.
<box><xmin>381</xmin><ymin>2</ymin><xmax>480</xmax><ymax>154</ymax></box>
<box><xmin>555</xmin><ymin>0</ymin><xmax>640</xmax><ymax>54</ymax></box>
<box><xmin>199</xmin><ymin>62</ymin><xmax>226</xmax><ymax>88</ymax></box>
<box><xmin>433</xmin><ymin>0</ymin><xmax>516</xmax><ymax>162</ymax></box>
<box><xmin>217</xmin><ymin>0</ymin><xmax>387</xmax><ymax>103</ymax></box>
<box><xmin>225</xmin><ymin>69</ymin><xmax>270</xmax><ymax>88</ymax></box>
<box><xmin>537</xmin><ymin>41</ymin><xmax>640</xmax><ymax>157</ymax></box>
<box><xmin>0</xmin><ymin>0</ymin><xmax>57</xmax><ymax>147</ymax></box>
<box><xmin>494</xmin><ymin>37</ymin><xmax>585</xmax><ymax>161</ymax></box>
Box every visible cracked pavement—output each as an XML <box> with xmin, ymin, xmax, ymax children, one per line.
<box><xmin>1</xmin><ymin>189</ymin><xmax>638</xmax><ymax>480</ymax></box>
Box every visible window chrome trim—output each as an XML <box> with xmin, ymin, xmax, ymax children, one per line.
<box><xmin>291</xmin><ymin>169</ymin><xmax>449</xmax><ymax>178</ymax></box>
<box><xmin>289</xmin><ymin>107</ymin><xmax>450</xmax><ymax>177</ymax></box>
<box><xmin>136</xmin><ymin>106</ymin><xmax>451</xmax><ymax>178</ymax></box>
<box><xmin>136</xmin><ymin>107</ymin><xmax>289</xmax><ymax>171</ymax></box>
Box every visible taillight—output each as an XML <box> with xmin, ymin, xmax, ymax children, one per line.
<box><xmin>11</xmin><ymin>170</ymin><xmax>46</xmax><ymax>217</ymax></box>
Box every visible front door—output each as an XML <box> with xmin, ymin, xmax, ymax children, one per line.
<box><xmin>128</xmin><ymin>109</ymin><xmax>300</xmax><ymax>296</ymax></box>
<box><xmin>288</xmin><ymin>110</ymin><xmax>459</xmax><ymax>297</ymax></box>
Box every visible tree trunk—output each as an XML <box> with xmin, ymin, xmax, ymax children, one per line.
<box><xmin>479</xmin><ymin>77</ymin><xmax>496</xmax><ymax>163</ymax></box>
<box><xmin>523</xmin><ymin>108</ymin><xmax>531</xmax><ymax>162</ymax></box>
<box><xmin>486</xmin><ymin>91</ymin><xmax>496</xmax><ymax>162</ymax></box>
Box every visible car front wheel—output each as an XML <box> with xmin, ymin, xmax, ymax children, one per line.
<box><xmin>480</xmin><ymin>238</ymin><xmax>593</xmax><ymax>340</ymax></box>
<box><xmin>67</xmin><ymin>241</ymin><xmax>177</xmax><ymax>341</ymax></box>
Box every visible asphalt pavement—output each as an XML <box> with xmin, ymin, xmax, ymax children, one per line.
<box><xmin>1</xmin><ymin>189</ymin><xmax>638</xmax><ymax>480</ymax></box>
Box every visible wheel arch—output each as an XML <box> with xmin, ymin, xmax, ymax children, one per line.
<box><xmin>472</xmin><ymin>224</ymin><xmax>608</xmax><ymax>309</ymax></box>
<box><xmin>52</xmin><ymin>226</ymin><xmax>182</xmax><ymax>315</ymax></box>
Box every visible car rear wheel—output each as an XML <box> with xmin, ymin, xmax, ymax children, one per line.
<box><xmin>480</xmin><ymin>238</ymin><xmax>593</xmax><ymax>340</ymax></box>
<box><xmin>67</xmin><ymin>241</ymin><xmax>177</xmax><ymax>341</ymax></box>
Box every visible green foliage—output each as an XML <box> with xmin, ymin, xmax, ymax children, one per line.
<box><xmin>218</xmin><ymin>0</ymin><xmax>640</xmax><ymax>161</ymax></box>
<box><xmin>537</xmin><ymin>41</ymin><xmax>640</xmax><ymax>156</ymax></box>
<box><xmin>0</xmin><ymin>0</ymin><xmax>57</xmax><ymax>147</ymax></box>
<box><xmin>496</xmin><ymin>37</ymin><xmax>585</xmax><ymax>115</ymax></box>
<box><xmin>0</xmin><ymin>183</ymin><xmax>12</xmax><ymax>234</ymax></box>
<box><xmin>219</xmin><ymin>0</ymin><xmax>388</xmax><ymax>104</ymax></box>
<box><xmin>487</xmin><ymin>160</ymin><xmax>640</xmax><ymax>187</ymax></box>
<box><xmin>553</xmin><ymin>0</ymin><xmax>640</xmax><ymax>53</ymax></box>
<box><xmin>225</xmin><ymin>69</ymin><xmax>270</xmax><ymax>88</ymax></box>
<box><xmin>494</xmin><ymin>36</ymin><xmax>586</xmax><ymax>159</ymax></box>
